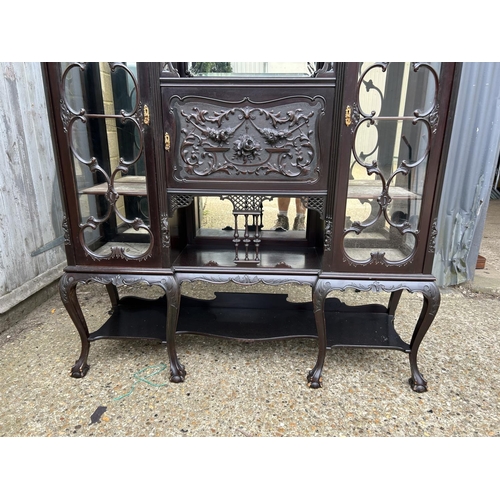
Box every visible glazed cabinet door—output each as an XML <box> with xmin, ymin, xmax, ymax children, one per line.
<box><xmin>325</xmin><ymin>62</ymin><xmax>457</xmax><ymax>275</ymax></box>
<box><xmin>45</xmin><ymin>62</ymin><xmax>165</xmax><ymax>269</ymax></box>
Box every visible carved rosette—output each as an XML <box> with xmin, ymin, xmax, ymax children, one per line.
<box><xmin>170</xmin><ymin>96</ymin><xmax>324</xmax><ymax>182</ymax></box>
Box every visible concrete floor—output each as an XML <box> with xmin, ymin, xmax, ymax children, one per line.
<box><xmin>467</xmin><ymin>198</ymin><xmax>500</xmax><ymax>296</ymax></box>
<box><xmin>2</xmin><ymin>276</ymin><xmax>499</xmax><ymax>437</ymax></box>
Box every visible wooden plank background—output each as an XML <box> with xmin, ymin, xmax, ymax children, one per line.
<box><xmin>0</xmin><ymin>62</ymin><xmax>66</xmax><ymax>313</ymax></box>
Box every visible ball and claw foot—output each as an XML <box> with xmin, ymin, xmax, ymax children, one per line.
<box><xmin>307</xmin><ymin>369</ymin><xmax>323</xmax><ymax>389</ymax></box>
<box><xmin>169</xmin><ymin>361</ymin><xmax>186</xmax><ymax>383</ymax></box>
<box><xmin>409</xmin><ymin>377</ymin><xmax>428</xmax><ymax>393</ymax></box>
<box><xmin>70</xmin><ymin>360</ymin><xmax>90</xmax><ymax>378</ymax></box>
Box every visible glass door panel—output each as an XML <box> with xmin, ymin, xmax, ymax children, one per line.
<box><xmin>60</xmin><ymin>62</ymin><xmax>152</xmax><ymax>261</ymax></box>
<box><xmin>343</xmin><ymin>62</ymin><xmax>440</xmax><ymax>266</ymax></box>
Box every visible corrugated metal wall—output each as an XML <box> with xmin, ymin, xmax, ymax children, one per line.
<box><xmin>433</xmin><ymin>62</ymin><xmax>500</xmax><ymax>286</ymax></box>
<box><xmin>0</xmin><ymin>62</ymin><xmax>66</xmax><ymax>314</ymax></box>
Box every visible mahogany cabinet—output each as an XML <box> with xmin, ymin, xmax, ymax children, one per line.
<box><xmin>45</xmin><ymin>62</ymin><xmax>459</xmax><ymax>391</ymax></box>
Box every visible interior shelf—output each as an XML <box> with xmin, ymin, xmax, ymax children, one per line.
<box><xmin>89</xmin><ymin>292</ymin><xmax>410</xmax><ymax>352</ymax></box>
<box><xmin>347</xmin><ymin>180</ymin><xmax>421</xmax><ymax>200</ymax></box>
<box><xmin>177</xmin><ymin>293</ymin><xmax>316</xmax><ymax>340</ymax></box>
<box><xmin>324</xmin><ymin>298</ymin><xmax>410</xmax><ymax>351</ymax></box>
<box><xmin>173</xmin><ymin>245</ymin><xmax>322</xmax><ymax>271</ymax></box>
<box><xmin>89</xmin><ymin>296</ymin><xmax>168</xmax><ymax>342</ymax></box>
<box><xmin>80</xmin><ymin>176</ymin><xmax>147</xmax><ymax>196</ymax></box>
<box><xmin>80</xmin><ymin>178</ymin><xmax>418</xmax><ymax>200</ymax></box>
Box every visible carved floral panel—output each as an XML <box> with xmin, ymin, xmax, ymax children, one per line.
<box><xmin>168</xmin><ymin>95</ymin><xmax>325</xmax><ymax>184</ymax></box>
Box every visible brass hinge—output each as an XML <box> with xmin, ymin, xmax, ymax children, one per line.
<box><xmin>164</xmin><ymin>132</ymin><xmax>171</xmax><ymax>152</ymax></box>
<box><xmin>144</xmin><ymin>104</ymin><xmax>150</xmax><ymax>126</ymax></box>
<box><xmin>345</xmin><ymin>105</ymin><xmax>352</xmax><ymax>127</ymax></box>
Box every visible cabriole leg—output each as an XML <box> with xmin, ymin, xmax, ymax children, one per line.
<box><xmin>105</xmin><ymin>283</ymin><xmax>120</xmax><ymax>310</ymax></box>
<box><xmin>388</xmin><ymin>289</ymin><xmax>403</xmax><ymax>316</ymax></box>
<box><xmin>408</xmin><ymin>282</ymin><xmax>441</xmax><ymax>392</ymax></box>
<box><xmin>59</xmin><ymin>273</ymin><xmax>90</xmax><ymax>378</ymax></box>
<box><xmin>308</xmin><ymin>280</ymin><xmax>330</xmax><ymax>389</ymax></box>
<box><xmin>164</xmin><ymin>276</ymin><xmax>185</xmax><ymax>383</ymax></box>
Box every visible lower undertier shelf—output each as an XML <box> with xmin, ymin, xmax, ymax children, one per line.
<box><xmin>88</xmin><ymin>293</ymin><xmax>411</xmax><ymax>352</ymax></box>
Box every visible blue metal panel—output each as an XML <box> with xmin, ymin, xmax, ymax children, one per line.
<box><xmin>433</xmin><ymin>63</ymin><xmax>500</xmax><ymax>286</ymax></box>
